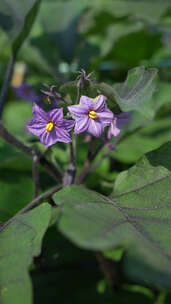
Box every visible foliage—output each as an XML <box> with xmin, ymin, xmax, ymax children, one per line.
<box><xmin>1</xmin><ymin>0</ymin><xmax>171</xmax><ymax>303</ymax></box>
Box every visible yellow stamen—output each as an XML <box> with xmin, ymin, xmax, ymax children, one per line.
<box><xmin>46</xmin><ymin>121</ymin><xmax>54</xmax><ymax>132</ymax></box>
<box><xmin>88</xmin><ymin>110</ymin><xmax>98</xmax><ymax>119</ymax></box>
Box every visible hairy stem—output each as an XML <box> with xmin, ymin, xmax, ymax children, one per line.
<box><xmin>0</xmin><ymin>53</ymin><xmax>17</xmax><ymax>118</ymax></box>
<box><xmin>0</xmin><ymin>184</ymin><xmax>62</xmax><ymax>232</ymax></box>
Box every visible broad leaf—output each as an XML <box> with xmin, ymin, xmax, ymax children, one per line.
<box><xmin>0</xmin><ymin>203</ymin><xmax>51</xmax><ymax>304</ymax></box>
<box><xmin>53</xmin><ymin>142</ymin><xmax>171</xmax><ymax>288</ymax></box>
<box><xmin>113</xmin><ymin>66</ymin><xmax>158</xmax><ymax>116</ymax></box>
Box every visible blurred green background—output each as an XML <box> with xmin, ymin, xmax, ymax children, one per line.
<box><xmin>1</xmin><ymin>0</ymin><xmax>171</xmax><ymax>303</ymax></box>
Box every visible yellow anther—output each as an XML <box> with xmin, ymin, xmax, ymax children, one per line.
<box><xmin>88</xmin><ymin>110</ymin><xmax>98</xmax><ymax>119</ymax></box>
<box><xmin>46</xmin><ymin>121</ymin><xmax>54</xmax><ymax>132</ymax></box>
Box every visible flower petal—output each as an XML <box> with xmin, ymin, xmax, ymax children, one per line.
<box><xmin>55</xmin><ymin>127</ymin><xmax>72</xmax><ymax>143</ymax></box>
<box><xmin>87</xmin><ymin>119</ymin><xmax>103</xmax><ymax>137</ymax></box>
<box><xmin>80</xmin><ymin>96</ymin><xmax>93</xmax><ymax>108</ymax></box>
<box><xmin>26</xmin><ymin>119</ymin><xmax>46</xmax><ymax>136</ymax></box>
<box><xmin>93</xmin><ymin>95</ymin><xmax>106</xmax><ymax>111</ymax></box>
<box><xmin>59</xmin><ymin>119</ymin><xmax>75</xmax><ymax>132</ymax></box>
<box><xmin>33</xmin><ymin>103</ymin><xmax>48</xmax><ymax>122</ymax></box>
<box><xmin>48</xmin><ymin>108</ymin><xmax>63</xmax><ymax>122</ymax></box>
<box><xmin>107</xmin><ymin>119</ymin><xmax>121</xmax><ymax>139</ymax></box>
<box><xmin>74</xmin><ymin>116</ymin><xmax>89</xmax><ymax>134</ymax></box>
<box><xmin>98</xmin><ymin>110</ymin><xmax>114</xmax><ymax>124</ymax></box>
<box><xmin>40</xmin><ymin>129</ymin><xmax>58</xmax><ymax>147</ymax></box>
<box><xmin>68</xmin><ymin>104</ymin><xmax>88</xmax><ymax>118</ymax></box>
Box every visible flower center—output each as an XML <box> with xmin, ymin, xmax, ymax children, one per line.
<box><xmin>46</xmin><ymin>121</ymin><xmax>54</xmax><ymax>132</ymax></box>
<box><xmin>88</xmin><ymin>110</ymin><xmax>98</xmax><ymax>119</ymax></box>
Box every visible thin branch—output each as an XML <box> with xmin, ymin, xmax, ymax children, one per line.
<box><xmin>63</xmin><ymin>141</ymin><xmax>76</xmax><ymax>186</ymax></box>
<box><xmin>96</xmin><ymin>251</ymin><xmax>121</xmax><ymax>290</ymax></box>
<box><xmin>75</xmin><ymin>138</ymin><xmax>107</xmax><ymax>185</ymax></box>
<box><xmin>32</xmin><ymin>153</ymin><xmax>39</xmax><ymax>197</ymax></box>
<box><xmin>0</xmin><ymin>184</ymin><xmax>62</xmax><ymax>232</ymax></box>
<box><xmin>0</xmin><ymin>122</ymin><xmax>62</xmax><ymax>181</ymax></box>
<box><xmin>84</xmin><ymin>147</ymin><xmax>114</xmax><ymax>181</ymax></box>
<box><xmin>76</xmin><ymin>83</ymin><xmax>81</xmax><ymax>104</ymax></box>
<box><xmin>0</xmin><ymin>53</ymin><xmax>17</xmax><ymax>118</ymax></box>
<box><xmin>75</xmin><ymin>138</ymin><xmax>94</xmax><ymax>184</ymax></box>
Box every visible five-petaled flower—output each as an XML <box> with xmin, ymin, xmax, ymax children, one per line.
<box><xmin>26</xmin><ymin>103</ymin><xmax>75</xmax><ymax>147</ymax></box>
<box><xmin>107</xmin><ymin>112</ymin><xmax>131</xmax><ymax>139</ymax></box>
<box><xmin>68</xmin><ymin>95</ymin><xmax>113</xmax><ymax>137</ymax></box>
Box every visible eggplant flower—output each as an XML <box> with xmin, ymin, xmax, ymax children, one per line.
<box><xmin>26</xmin><ymin>103</ymin><xmax>74</xmax><ymax>147</ymax></box>
<box><xmin>68</xmin><ymin>95</ymin><xmax>113</xmax><ymax>137</ymax></box>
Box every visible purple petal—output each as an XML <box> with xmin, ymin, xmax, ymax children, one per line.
<box><xmin>80</xmin><ymin>96</ymin><xmax>93</xmax><ymax>108</ymax></box>
<box><xmin>107</xmin><ymin>119</ymin><xmax>121</xmax><ymax>139</ymax></box>
<box><xmin>97</xmin><ymin>110</ymin><xmax>114</xmax><ymax>124</ymax></box>
<box><xmin>59</xmin><ymin>119</ymin><xmax>75</xmax><ymax>132</ymax></box>
<box><xmin>33</xmin><ymin>103</ymin><xmax>48</xmax><ymax>122</ymax></box>
<box><xmin>93</xmin><ymin>95</ymin><xmax>106</xmax><ymax>112</ymax></box>
<box><xmin>54</xmin><ymin>127</ymin><xmax>72</xmax><ymax>143</ymax></box>
<box><xmin>74</xmin><ymin>116</ymin><xmax>89</xmax><ymax>134</ymax></box>
<box><xmin>68</xmin><ymin>104</ymin><xmax>89</xmax><ymax>118</ymax></box>
<box><xmin>87</xmin><ymin>119</ymin><xmax>103</xmax><ymax>137</ymax></box>
<box><xmin>48</xmin><ymin>108</ymin><xmax>63</xmax><ymax>122</ymax></box>
<box><xmin>26</xmin><ymin>119</ymin><xmax>46</xmax><ymax>136</ymax></box>
<box><xmin>40</xmin><ymin>129</ymin><xmax>58</xmax><ymax>147</ymax></box>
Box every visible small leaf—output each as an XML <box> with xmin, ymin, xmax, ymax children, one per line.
<box><xmin>13</xmin><ymin>0</ymin><xmax>41</xmax><ymax>53</ymax></box>
<box><xmin>0</xmin><ymin>203</ymin><xmax>51</xmax><ymax>304</ymax></box>
<box><xmin>113</xmin><ymin>66</ymin><xmax>158</xmax><ymax>116</ymax></box>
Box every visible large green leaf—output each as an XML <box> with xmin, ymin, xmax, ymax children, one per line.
<box><xmin>113</xmin><ymin>66</ymin><xmax>158</xmax><ymax>116</ymax></box>
<box><xmin>0</xmin><ymin>203</ymin><xmax>51</xmax><ymax>304</ymax></box>
<box><xmin>53</xmin><ymin>142</ymin><xmax>171</xmax><ymax>288</ymax></box>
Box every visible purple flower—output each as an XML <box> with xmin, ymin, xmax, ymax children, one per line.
<box><xmin>26</xmin><ymin>103</ymin><xmax>75</xmax><ymax>147</ymax></box>
<box><xmin>107</xmin><ymin>112</ymin><xmax>131</xmax><ymax>139</ymax></box>
<box><xmin>68</xmin><ymin>95</ymin><xmax>114</xmax><ymax>137</ymax></box>
<box><xmin>12</xmin><ymin>83</ymin><xmax>41</xmax><ymax>104</ymax></box>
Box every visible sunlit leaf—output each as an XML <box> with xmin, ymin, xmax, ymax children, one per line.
<box><xmin>113</xmin><ymin>66</ymin><xmax>158</xmax><ymax>116</ymax></box>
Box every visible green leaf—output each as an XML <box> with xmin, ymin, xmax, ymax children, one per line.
<box><xmin>0</xmin><ymin>150</ymin><xmax>34</xmax><ymax>222</ymax></box>
<box><xmin>113</xmin><ymin>66</ymin><xmax>158</xmax><ymax>116</ymax></box>
<box><xmin>114</xmin><ymin>117</ymin><xmax>171</xmax><ymax>163</ymax></box>
<box><xmin>3</xmin><ymin>101</ymin><xmax>32</xmax><ymax>141</ymax></box>
<box><xmin>0</xmin><ymin>203</ymin><xmax>51</xmax><ymax>304</ymax></box>
<box><xmin>53</xmin><ymin>142</ymin><xmax>171</xmax><ymax>288</ymax></box>
<box><xmin>13</xmin><ymin>0</ymin><xmax>41</xmax><ymax>53</ymax></box>
<box><xmin>0</xmin><ymin>0</ymin><xmax>41</xmax><ymax>52</ymax></box>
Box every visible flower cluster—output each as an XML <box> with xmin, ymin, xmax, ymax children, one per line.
<box><xmin>26</xmin><ymin>94</ymin><xmax>130</xmax><ymax>147</ymax></box>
